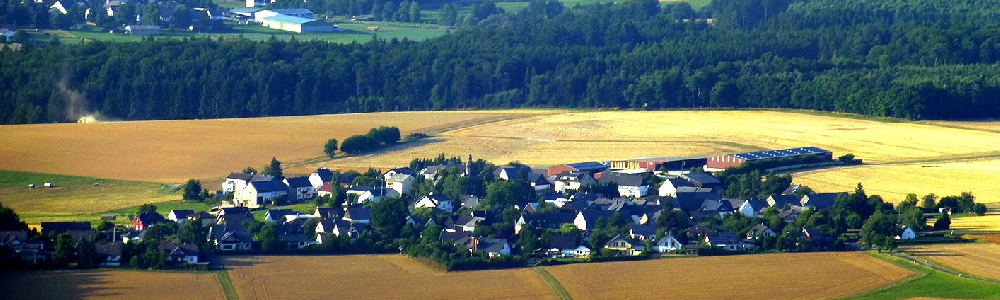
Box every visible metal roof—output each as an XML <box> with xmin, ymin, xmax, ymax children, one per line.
<box><xmin>262</xmin><ymin>14</ymin><xmax>315</xmax><ymax>24</ymax></box>
<box><xmin>730</xmin><ymin>147</ymin><xmax>830</xmax><ymax>161</ymax></box>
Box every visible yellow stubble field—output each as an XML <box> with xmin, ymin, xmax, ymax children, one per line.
<box><xmin>0</xmin><ymin>270</ymin><xmax>224</xmax><ymax>300</ymax></box>
<box><xmin>544</xmin><ymin>252</ymin><xmax>912</xmax><ymax>300</ymax></box>
<box><xmin>312</xmin><ymin>111</ymin><xmax>1000</xmax><ymax>203</ymax></box>
<box><xmin>901</xmin><ymin>243</ymin><xmax>1000</xmax><ymax>281</ymax></box>
<box><xmin>224</xmin><ymin>255</ymin><xmax>557</xmax><ymax>300</ymax></box>
<box><xmin>0</xmin><ymin>111</ymin><xmax>552</xmax><ymax>183</ymax></box>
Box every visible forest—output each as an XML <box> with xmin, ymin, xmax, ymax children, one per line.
<box><xmin>2</xmin><ymin>0</ymin><xmax>1000</xmax><ymax>124</ymax></box>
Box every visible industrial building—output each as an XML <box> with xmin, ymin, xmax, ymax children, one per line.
<box><xmin>704</xmin><ymin>147</ymin><xmax>832</xmax><ymax>171</ymax></box>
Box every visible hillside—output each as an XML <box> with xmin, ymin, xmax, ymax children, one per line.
<box><xmin>4</xmin><ymin>0</ymin><xmax>1000</xmax><ymax>124</ymax></box>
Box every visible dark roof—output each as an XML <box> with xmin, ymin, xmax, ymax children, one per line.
<box><xmin>521</xmin><ymin>211</ymin><xmax>576</xmax><ymax>230</ymax></box>
<box><xmin>95</xmin><ymin>243</ymin><xmax>122</xmax><ymax>256</ymax></box>
<box><xmin>802</xmin><ymin>193</ymin><xmax>842</xmax><ymax>210</ymax></box>
<box><xmin>314</xmin><ymin>168</ymin><xmax>334</xmax><ymax>182</ymax></box>
<box><xmin>251</xmin><ymin>180</ymin><xmax>288</xmax><ymax>193</ymax></box>
<box><xmin>706</xmin><ymin>232</ymin><xmax>740</xmax><ymax>244</ymax></box>
<box><xmin>699</xmin><ymin>199</ymin><xmax>734</xmax><ymax>212</ymax></box>
<box><xmin>285</xmin><ymin>176</ymin><xmax>312</xmax><ymax>188</ymax></box>
<box><xmin>266</xmin><ymin>209</ymin><xmax>296</xmax><ymax>220</ymax></box>
<box><xmin>528</xmin><ymin>173</ymin><xmax>550</xmax><ymax>185</ymax></box>
<box><xmin>169</xmin><ymin>210</ymin><xmax>195</xmax><ymax>219</ymax></box>
<box><xmin>547</xmin><ymin>234</ymin><xmax>581</xmax><ymax>250</ymax></box>
<box><xmin>747</xmin><ymin>224</ymin><xmax>773</xmax><ymax>238</ymax></box>
<box><xmin>565</xmin><ymin>162</ymin><xmax>609</xmax><ymax>172</ymax></box>
<box><xmin>744</xmin><ymin>199</ymin><xmax>769</xmax><ymax>211</ymax></box>
<box><xmin>730</xmin><ymin>147</ymin><xmax>830</xmax><ymax>161</ymax></box>
<box><xmin>630</xmin><ymin>224</ymin><xmax>657</xmax><ymax>237</ymax></box>
<box><xmin>159</xmin><ymin>241</ymin><xmax>200</xmax><ymax>256</ymax></box>
<box><xmin>680</xmin><ymin>173</ymin><xmax>721</xmax><ymax>187</ymax></box>
<box><xmin>672</xmin><ymin>192</ymin><xmax>721</xmax><ymax>211</ymax></box>
<box><xmin>344</xmin><ymin>207</ymin><xmax>371</xmax><ymax>221</ymax></box>
<box><xmin>440</xmin><ymin>229</ymin><xmax>472</xmax><ymax>242</ymax></box>
<box><xmin>315</xmin><ymin>207</ymin><xmax>339</xmax><ymax>219</ymax></box>
<box><xmin>802</xmin><ymin>227</ymin><xmax>829</xmax><ymax>240</ymax></box>
<box><xmin>598</xmin><ymin>172</ymin><xmax>646</xmax><ymax>187</ymax></box>
<box><xmin>0</xmin><ymin>230</ymin><xmax>28</xmax><ymax>243</ymax></box>
<box><xmin>577</xmin><ymin>210</ymin><xmax>616</xmax><ymax>230</ymax></box>
<box><xmin>475</xmin><ymin>238</ymin><xmax>509</xmax><ymax>253</ymax></box>
<box><xmin>210</xmin><ymin>225</ymin><xmax>252</xmax><ymax>243</ymax></box>
<box><xmin>664</xmin><ymin>178</ymin><xmax>694</xmax><ymax>188</ymax></box>
<box><xmin>41</xmin><ymin>222</ymin><xmax>92</xmax><ymax>235</ymax></box>
<box><xmin>227</xmin><ymin>172</ymin><xmax>254</xmax><ymax>181</ymax></box>
<box><xmin>219</xmin><ymin>207</ymin><xmax>251</xmax><ymax>216</ymax></box>
<box><xmin>386</xmin><ymin>168</ymin><xmax>415</xmax><ymax>175</ymax></box>
<box><xmin>136</xmin><ymin>212</ymin><xmax>166</xmax><ymax>225</ymax></box>
<box><xmin>768</xmin><ymin>194</ymin><xmax>801</xmax><ymax>208</ymax></box>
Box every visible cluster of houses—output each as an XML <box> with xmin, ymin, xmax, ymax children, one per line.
<box><xmin>224</xmin><ymin>8</ymin><xmax>339</xmax><ymax>33</ymax></box>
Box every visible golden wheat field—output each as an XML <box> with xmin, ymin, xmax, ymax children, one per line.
<box><xmin>224</xmin><ymin>255</ymin><xmax>557</xmax><ymax>300</ymax></box>
<box><xmin>950</xmin><ymin>213</ymin><xmax>1000</xmax><ymax>232</ymax></box>
<box><xmin>794</xmin><ymin>161</ymin><xmax>1000</xmax><ymax>204</ymax></box>
<box><xmin>544</xmin><ymin>252</ymin><xmax>913</xmax><ymax>300</ymax></box>
<box><xmin>0</xmin><ymin>111</ymin><xmax>550</xmax><ymax>183</ymax></box>
<box><xmin>902</xmin><ymin>243</ymin><xmax>1000</xmax><ymax>280</ymax></box>
<box><xmin>0</xmin><ymin>270</ymin><xmax>224</xmax><ymax>300</ymax></box>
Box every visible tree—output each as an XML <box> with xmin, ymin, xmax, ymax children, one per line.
<box><xmin>438</xmin><ymin>4</ymin><xmax>457</xmax><ymax>26</ymax></box>
<box><xmin>370</xmin><ymin>197</ymin><xmax>409</xmax><ymax>239</ymax></box>
<box><xmin>0</xmin><ymin>202</ymin><xmax>28</xmax><ymax>231</ymax></box>
<box><xmin>324</xmin><ymin>138</ymin><xmax>339</xmax><ymax>158</ymax></box>
<box><xmin>183</xmin><ymin>179</ymin><xmax>204</xmax><ymax>202</ymax></box>
<box><xmin>973</xmin><ymin>203</ymin><xmax>988</xmax><ymax>216</ymax></box>
<box><xmin>140</xmin><ymin>2</ymin><xmax>160</xmax><ymax>25</ymax></box>
<box><xmin>98</xmin><ymin>220</ymin><xmax>115</xmax><ymax>232</ymax></box>
<box><xmin>958</xmin><ymin>192</ymin><xmax>975</xmax><ymax>213</ymax></box>
<box><xmin>12</xmin><ymin>30</ymin><xmax>30</xmax><ymax>44</ymax></box>
<box><xmin>53</xmin><ymin>233</ymin><xmax>76</xmax><ymax>266</ymax></box>
<box><xmin>138</xmin><ymin>203</ymin><xmax>157</xmax><ymax>214</ymax></box>
<box><xmin>263</xmin><ymin>157</ymin><xmax>284</xmax><ymax>179</ymax></box>
<box><xmin>242</xmin><ymin>167</ymin><xmax>258</xmax><ymax>174</ymax></box>
<box><xmin>933</xmin><ymin>213</ymin><xmax>951</xmax><ymax>230</ymax></box>
<box><xmin>409</xmin><ymin>2</ymin><xmax>420</xmax><ymax>23</ymax></box>
<box><xmin>177</xmin><ymin>220</ymin><xmax>208</xmax><ymax>246</ymax></box>
<box><xmin>257</xmin><ymin>223</ymin><xmax>282</xmax><ymax>253</ymax></box>
<box><xmin>172</xmin><ymin>5</ymin><xmax>192</xmax><ymax>29</ymax></box>
<box><xmin>920</xmin><ymin>193</ymin><xmax>937</xmax><ymax>211</ymax></box>
<box><xmin>76</xmin><ymin>239</ymin><xmax>99</xmax><ymax>268</ymax></box>
<box><xmin>340</xmin><ymin>135</ymin><xmax>373</xmax><ymax>154</ymax></box>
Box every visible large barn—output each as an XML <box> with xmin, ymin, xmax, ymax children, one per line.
<box><xmin>609</xmin><ymin>157</ymin><xmax>708</xmax><ymax>172</ymax></box>
<box><xmin>261</xmin><ymin>15</ymin><xmax>339</xmax><ymax>33</ymax></box>
<box><xmin>704</xmin><ymin>147</ymin><xmax>832</xmax><ymax>171</ymax></box>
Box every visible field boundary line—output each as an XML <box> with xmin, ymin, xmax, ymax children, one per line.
<box><xmin>891</xmin><ymin>251</ymin><xmax>1000</xmax><ymax>284</ymax></box>
<box><xmin>534</xmin><ymin>267</ymin><xmax>572</xmax><ymax>300</ymax></box>
<box><xmin>850</xmin><ymin>252</ymin><xmax>929</xmax><ymax>298</ymax></box>
<box><xmin>216</xmin><ymin>270</ymin><xmax>239</xmax><ymax>300</ymax></box>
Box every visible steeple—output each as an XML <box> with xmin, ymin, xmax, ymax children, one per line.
<box><xmin>466</xmin><ymin>154</ymin><xmax>473</xmax><ymax>176</ymax></box>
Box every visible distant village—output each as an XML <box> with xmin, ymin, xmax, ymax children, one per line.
<box><xmin>4</xmin><ymin>145</ymin><xmax>976</xmax><ymax>271</ymax></box>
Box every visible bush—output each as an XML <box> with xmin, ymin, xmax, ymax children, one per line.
<box><xmin>933</xmin><ymin>213</ymin><xmax>951</xmax><ymax>230</ymax></box>
<box><xmin>972</xmin><ymin>203</ymin><xmax>988</xmax><ymax>216</ymax></box>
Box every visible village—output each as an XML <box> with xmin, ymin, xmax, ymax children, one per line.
<box><xmin>4</xmin><ymin>143</ymin><xmax>980</xmax><ymax>272</ymax></box>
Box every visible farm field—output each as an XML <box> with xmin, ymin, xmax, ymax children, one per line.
<box><xmin>543</xmin><ymin>252</ymin><xmax>913</xmax><ymax>300</ymax></box>
<box><xmin>950</xmin><ymin>210</ymin><xmax>1000</xmax><ymax>232</ymax></box>
<box><xmin>310</xmin><ymin>110</ymin><xmax>1000</xmax><ymax>203</ymax></box>
<box><xmin>0</xmin><ymin>111</ymin><xmax>551</xmax><ymax>183</ymax></box>
<box><xmin>0</xmin><ymin>269</ymin><xmax>224</xmax><ymax>300</ymax></box>
<box><xmin>848</xmin><ymin>252</ymin><xmax>1000</xmax><ymax>300</ymax></box>
<box><xmin>224</xmin><ymin>255</ymin><xmax>557</xmax><ymax>300</ymax></box>
<box><xmin>901</xmin><ymin>243</ymin><xmax>1000</xmax><ymax>281</ymax></box>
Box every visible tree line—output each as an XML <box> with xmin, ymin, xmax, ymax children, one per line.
<box><xmin>4</xmin><ymin>0</ymin><xmax>1000</xmax><ymax>124</ymax></box>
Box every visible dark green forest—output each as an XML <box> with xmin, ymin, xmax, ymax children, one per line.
<box><xmin>3</xmin><ymin>0</ymin><xmax>1000</xmax><ymax>124</ymax></box>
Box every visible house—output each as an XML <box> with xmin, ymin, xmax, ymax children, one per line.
<box><xmin>158</xmin><ymin>241</ymin><xmax>201</xmax><ymax>264</ymax></box>
<box><xmin>317</xmin><ymin>182</ymin><xmax>334</xmax><ymax>197</ymax></box>
<box><xmin>216</xmin><ymin>207</ymin><xmax>252</xmax><ymax>225</ymax></box>
<box><xmin>801</xmin><ymin>227</ymin><xmax>834</xmax><ymax>249</ymax></box>
<box><xmin>459</xmin><ymin>195</ymin><xmax>481</xmax><ymax>209</ymax></box>
<box><xmin>573</xmin><ymin>209</ymin><xmax>616</xmax><ymax>231</ymax></box>
<box><xmin>264</xmin><ymin>209</ymin><xmax>296</xmax><ymax>223</ymax></box>
<box><xmin>279</xmin><ymin>233</ymin><xmax>317</xmax><ymax>249</ymax></box>
<box><xmin>316</xmin><ymin>220</ymin><xmax>365</xmax><ymax>243</ymax></box>
<box><xmin>120</xmin><ymin>230</ymin><xmax>146</xmax><ymax>244</ymax></box>
<box><xmin>209</xmin><ymin>225</ymin><xmax>253</xmax><ymax>251</ymax></box>
<box><xmin>471</xmin><ymin>237</ymin><xmax>511</xmax><ymax>257</ymax></box>
<box><xmin>546</xmin><ymin>234</ymin><xmax>590</xmax><ymax>258</ymax></box>
<box><xmin>343</xmin><ymin>206</ymin><xmax>371</xmax><ymax>223</ymax></box>
<box><xmin>800</xmin><ymin>193</ymin><xmax>842</xmax><ymax>210</ymax></box>
<box><xmin>694</xmin><ymin>199</ymin><xmax>734</xmax><ymax>219</ymax></box>
<box><xmin>629</xmin><ymin>224</ymin><xmax>657</xmax><ymax>240</ymax></box>
<box><xmin>684</xmin><ymin>225</ymin><xmax>713</xmax><ymax>241</ymax></box>
<box><xmin>704</xmin><ymin>232</ymin><xmax>751</xmax><ymax>251</ymax></box>
<box><xmin>0</xmin><ymin>29</ymin><xmax>15</xmax><ymax>42</ymax></box>
<box><xmin>40</xmin><ymin>222</ymin><xmax>92</xmax><ymax>237</ymax></box>
<box><xmin>528</xmin><ymin>173</ymin><xmax>552</xmax><ymax>192</ymax></box>
<box><xmin>133</xmin><ymin>212</ymin><xmax>166</xmax><ymax>231</ymax></box>
<box><xmin>598</xmin><ymin>172</ymin><xmax>648</xmax><ymax>198</ymax></box>
<box><xmin>778</xmin><ymin>206</ymin><xmax>804</xmax><ymax>223</ymax></box>
<box><xmin>737</xmin><ymin>199</ymin><xmax>770</xmax><ymax>217</ymax></box>
<box><xmin>309</xmin><ymin>168</ymin><xmax>335</xmax><ymax>189</ymax></box>
<box><xmin>454</xmin><ymin>214</ymin><xmax>485</xmax><ymax>232</ymax></box>
<box><xmin>439</xmin><ymin>228</ymin><xmax>473</xmax><ymax>243</ymax></box>
<box><xmin>284</xmin><ymin>176</ymin><xmax>317</xmax><ymax>202</ymax></box>
<box><xmin>234</xmin><ymin>180</ymin><xmax>288</xmax><ymax>208</ymax></box>
<box><xmin>671</xmin><ymin>192</ymin><xmax>721</xmax><ymax>215</ymax></box>
<box><xmin>745</xmin><ymin>224</ymin><xmax>777</xmax><ymax>240</ymax></box>
<box><xmin>493</xmin><ymin>165</ymin><xmax>530</xmax><ymax>181</ymax></box>
<box><xmin>659</xmin><ymin>178</ymin><xmax>712</xmax><ymax>197</ymax></box>
<box><xmin>653</xmin><ymin>234</ymin><xmax>684</xmax><ymax>253</ymax></box>
<box><xmin>385</xmin><ymin>173</ymin><xmax>415</xmax><ymax>197</ymax></box>
<box><xmin>679</xmin><ymin>173</ymin><xmax>723</xmax><ymax>189</ymax></box>
<box><xmin>223</xmin><ymin>172</ymin><xmax>275</xmax><ymax>193</ymax></box>
<box><xmin>7</xmin><ymin>240</ymin><xmax>46</xmax><ymax>264</ymax></box>
<box><xmin>314</xmin><ymin>207</ymin><xmax>339</xmax><ymax>219</ymax></box>
<box><xmin>896</xmin><ymin>226</ymin><xmax>916</xmax><ymax>240</ymax></box>
<box><xmin>414</xmin><ymin>193</ymin><xmax>454</xmax><ymax>212</ymax></box>
<box><xmin>383</xmin><ymin>168</ymin><xmax>415</xmax><ymax>180</ymax></box>
<box><xmin>552</xmin><ymin>171</ymin><xmax>597</xmax><ymax>193</ymax></box>
<box><xmin>187</xmin><ymin>211</ymin><xmax>216</xmax><ymax>226</ymax></box>
<box><xmin>547</xmin><ymin>162</ymin><xmax>609</xmax><ymax>177</ymax></box>
<box><xmin>167</xmin><ymin>210</ymin><xmax>195</xmax><ymax>222</ymax></box>
<box><xmin>125</xmin><ymin>25</ymin><xmax>161</xmax><ymax>36</ymax></box>
<box><xmin>96</xmin><ymin>243</ymin><xmax>122</xmax><ymax>267</ymax></box>
<box><xmin>704</xmin><ymin>147</ymin><xmax>832</xmax><ymax>171</ymax></box>
<box><xmin>767</xmin><ymin>194</ymin><xmax>801</xmax><ymax>208</ymax></box>
<box><xmin>515</xmin><ymin>211</ymin><xmax>576</xmax><ymax>234</ymax></box>
<box><xmin>603</xmin><ymin>234</ymin><xmax>645</xmax><ymax>256</ymax></box>
<box><xmin>0</xmin><ymin>231</ymin><xmax>28</xmax><ymax>246</ymax></box>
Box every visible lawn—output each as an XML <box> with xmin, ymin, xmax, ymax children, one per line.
<box><xmin>847</xmin><ymin>252</ymin><xmax>1000</xmax><ymax>300</ymax></box>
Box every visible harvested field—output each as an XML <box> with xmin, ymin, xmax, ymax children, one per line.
<box><xmin>544</xmin><ymin>252</ymin><xmax>912</xmax><ymax>300</ymax></box>
<box><xmin>312</xmin><ymin>110</ymin><xmax>1000</xmax><ymax>203</ymax></box>
<box><xmin>978</xmin><ymin>234</ymin><xmax>1000</xmax><ymax>244</ymax></box>
<box><xmin>0</xmin><ymin>169</ymin><xmax>177</xmax><ymax>219</ymax></box>
<box><xmin>0</xmin><ymin>269</ymin><xmax>223</xmax><ymax>300</ymax></box>
<box><xmin>950</xmin><ymin>213</ymin><xmax>1000</xmax><ymax>232</ymax></box>
<box><xmin>225</xmin><ymin>255</ymin><xmax>557</xmax><ymax>300</ymax></box>
<box><xmin>0</xmin><ymin>111</ymin><xmax>552</xmax><ymax>183</ymax></box>
<box><xmin>901</xmin><ymin>243</ymin><xmax>1000</xmax><ymax>280</ymax></box>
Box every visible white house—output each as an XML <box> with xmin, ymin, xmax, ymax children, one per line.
<box><xmin>222</xmin><ymin>172</ymin><xmax>274</xmax><ymax>193</ymax></box>
<box><xmin>234</xmin><ymin>180</ymin><xmax>288</xmax><ymax>209</ymax></box>
<box><xmin>653</xmin><ymin>235</ymin><xmax>683</xmax><ymax>253</ymax></box>
<box><xmin>414</xmin><ymin>193</ymin><xmax>454</xmax><ymax>212</ymax></box>
<box><xmin>738</xmin><ymin>199</ymin><xmax>769</xmax><ymax>217</ymax></box>
<box><xmin>283</xmin><ymin>176</ymin><xmax>317</xmax><ymax>202</ymax></box>
<box><xmin>473</xmin><ymin>238</ymin><xmax>511</xmax><ymax>257</ymax></box>
<box><xmin>553</xmin><ymin>171</ymin><xmax>596</xmax><ymax>193</ymax></box>
<box><xmin>658</xmin><ymin>178</ymin><xmax>711</xmax><ymax>197</ymax></box>
<box><xmin>167</xmin><ymin>210</ymin><xmax>194</xmax><ymax>222</ymax></box>
<box><xmin>896</xmin><ymin>226</ymin><xmax>916</xmax><ymax>240</ymax></box>
<box><xmin>309</xmin><ymin>168</ymin><xmax>335</xmax><ymax>190</ymax></box>
<box><xmin>599</xmin><ymin>173</ymin><xmax>648</xmax><ymax>198</ymax></box>
<box><xmin>385</xmin><ymin>173</ymin><xmax>414</xmax><ymax>197</ymax></box>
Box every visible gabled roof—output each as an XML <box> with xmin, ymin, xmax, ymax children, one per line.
<box><xmin>344</xmin><ymin>207</ymin><xmax>371</xmax><ymax>221</ymax></box>
<box><xmin>706</xmin><ymin>232</ymin><xmax>740</xmax><ymax>244</ymax></box>
<box><xmin>250</xmin><ymin>180</ymin><xmax>287</xmax><ymax>193</ymax></box>
<box><xmin>159</xmin><ymin>241</ymin><xmax>199</xmax><ymax>256</ymax></box>
<box><xmin>743</xmin><ymin>199</ymin><xmax>769</xmax><ymax>211</ymax></box>
<box><xmin>266</xmin><ymin>209</ymin><xmax>296</xmax><ymax>220</ymax></box>
<box><xmin>313</xmin><ymin>168</ymin><xmax>334</xmax><ymax>182</ymax></box>
<box><xmin>521</xmin><ymin>211</ymin><xmax>575</xmax><ymax>229</ymax></box>
<box><xmin>440</xmin><ymin>229</ymin><xmax>472</xmax><ymax>242</ymax></box>
<box><xmin>801</xmin><ymin>193</ymin><xmax>842</xmax><ymax>210</ymax></box>
<box><xmin>475</xmin><ymin>238</ymin><xmax>509</xmax><ymax>253</ymax></box>
<box><xmin>699</xmin><ymin>199</ymin><xmax>734</xmax><ymax>212</ymax></box>
<box><xmin>41</xmin><ymin>222</ymin><xmax>92</xmax><ymax>235</ymax></box>
<box><xmin>211</xmin><ymin>225</ymin><xmax>252</xmax><ymax>243</ymax></box>
<box><xmin>386</xmin><ymin>173</ymin><xmax>413</xmax><ymax>182</ymax></box>
<box><xmin>662</xmin><ymin>178</ymin><xmax>694</xmax><ymax>188</ymax></box>
<box><xmin>630</xmin><ymin>224</ymin><xmax>657</xmax><ymax>237</ymax></box>
<box><xmin>576</xmin><ymin>209</ymin><xmax>616</xmax><ymax>230</ymax></box>
<box><xmin>680</xmin><ymin>173</ymin><xmax>721</xmax><ymax>186</ymax></box>
<box><xmin>315</xmin><ymin>207</ymin><xmax>339</xmax><ymax>219</ymax></box>
<box><xmin>746</xmin><ymin>224</ymin><xmax>773</xmax><ymax>238</ymax></box>
<box><xmin>169</xmin><ymin>210</ymin><xmax>195</xmax><ymax>219</ymax></box>
<box><xmin>96</xmin><ymin>243</ymin><xmax>122</xmax><ymax>256</ymax></box>
<box><xmin>768</xmin><ymin>194</ymin><xmax>800</xmax><ymax>208</ymax></box>
<box><xmin>547</xmin><ymin>234</ymin><xmax>581</xmax><ymax>250</ymax></box>
<box><xmin>271</xmin><ymin>8</ymin><xmax>313</xmax><ymax>15</ymax></box>
<box><xmin>135</xmin><ymin>212</ymin><xmax>166</xmax><ymax>225</ymax></box>
<box><xmin>598</xmin><ymin>172</ymin><xmax>646</xmax><ymax>187</ymax></box>
<box><xmin>385</xmin><ymin>168</ymin><xmax>415</xmax><ymax>176</ymax></box>
<box><xmin>730</xmin><ymin>147</ymin><xmax>830</xmax><ymax>161</ymax></box>
<box><xmin>672</xmin><ymin>192</ymin><xmax>721</xmax><ymax>211</ymax></box>
<box><xmin>285</xmin><ymin>176</ymin><xmax>312</xmax><ymax>188</ymax></box>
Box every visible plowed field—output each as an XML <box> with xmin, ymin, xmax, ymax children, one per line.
<box><xmin>0</xmin><ymin>270</ymin><xmax>223</xmax><ymax>300</ymax></box>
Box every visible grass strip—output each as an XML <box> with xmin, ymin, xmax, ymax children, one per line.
<box><xmin>845</xmin><ymin>251</ymin><xmax>1000</xmax><ymax>300</ymax></box>
<box><xmin>534</xmin><ymin>267</ymin><xmax>572</xmax><ymax>300</ymax></box>
<box><xmin>216</xmin><ymin>270</ymin><xmax>239</xmax><ymax>300</ymax></box>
